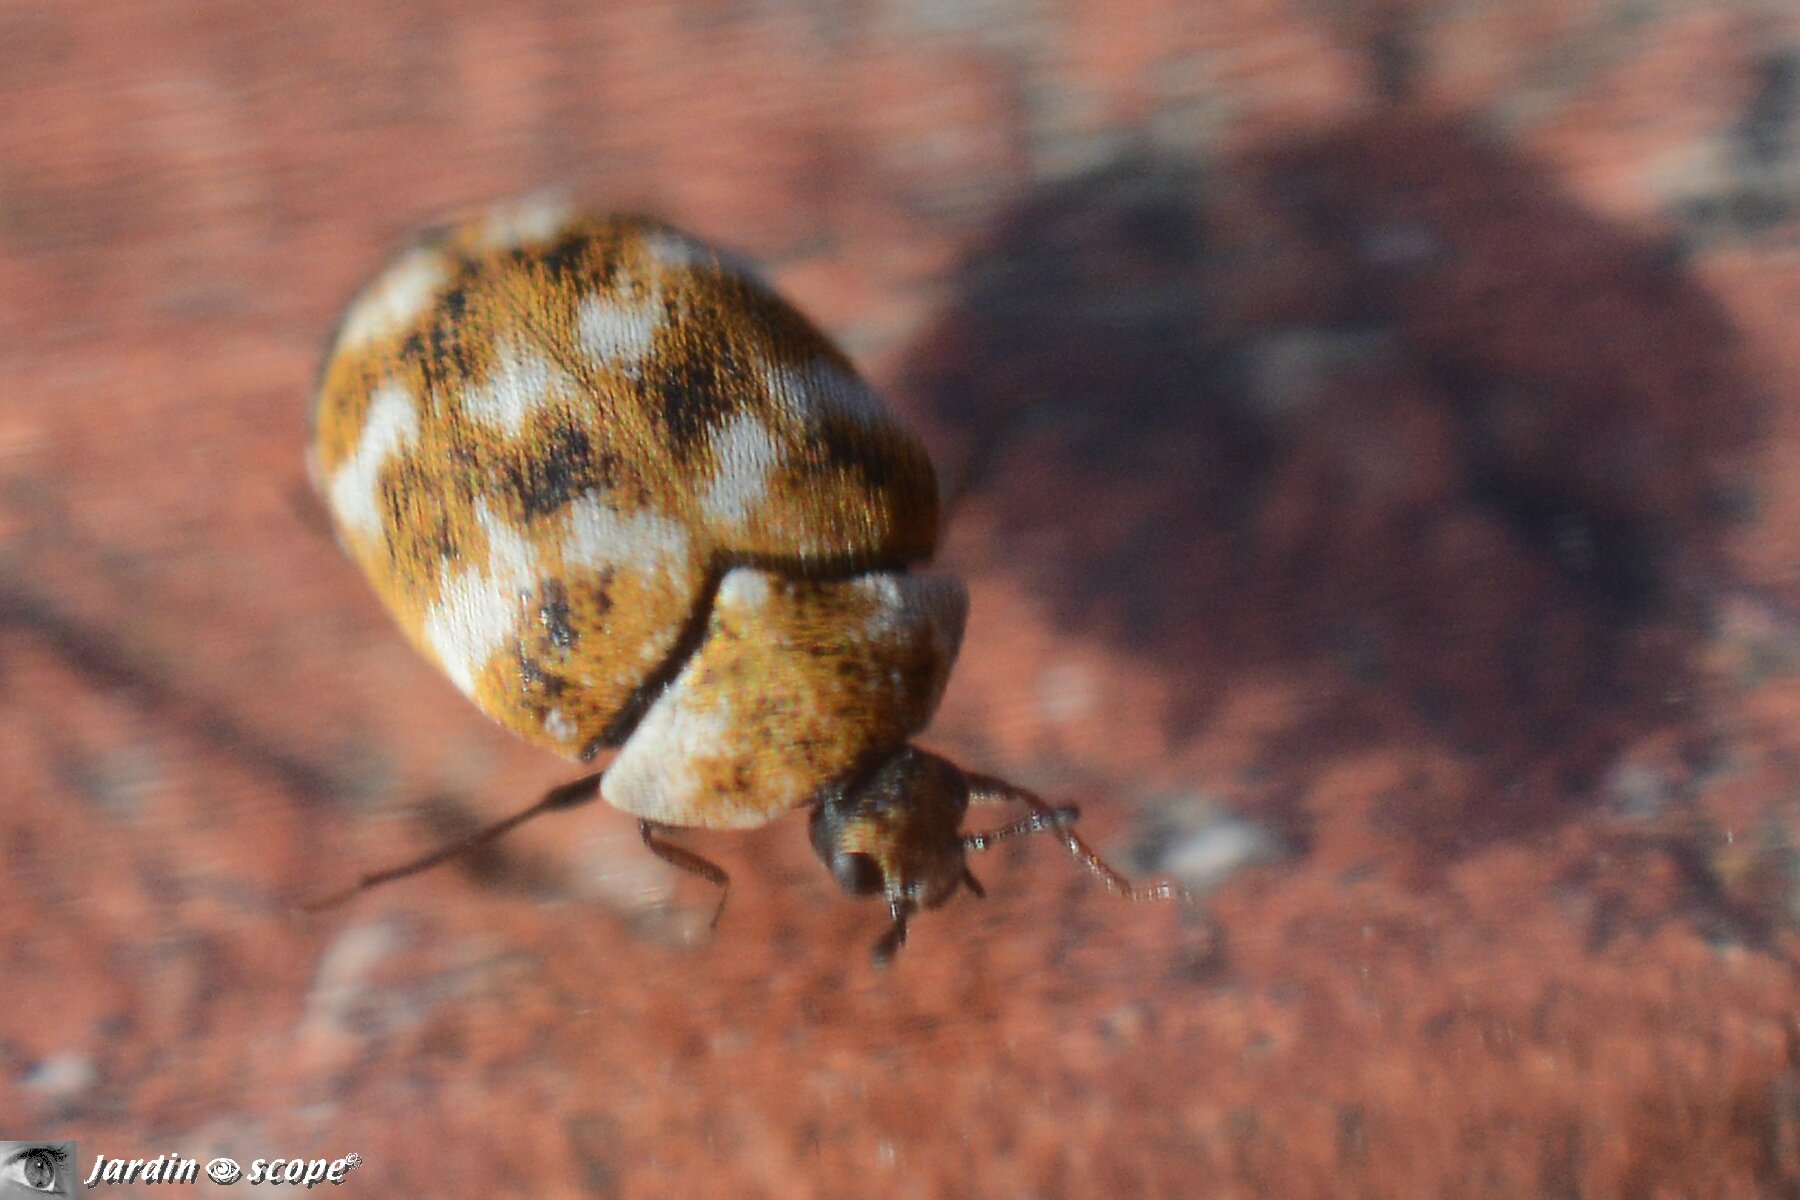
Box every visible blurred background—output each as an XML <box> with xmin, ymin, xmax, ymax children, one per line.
<box><xmin>3</xmin><ymin>0</ymin><xmax>1800</xmax><ymax>1195</ymax></box>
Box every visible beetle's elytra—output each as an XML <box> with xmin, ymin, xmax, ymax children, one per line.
<box><xmin>312</xmin><ymin>196</ymin><xmax>1192</xmax><ymax>961</ymax></box>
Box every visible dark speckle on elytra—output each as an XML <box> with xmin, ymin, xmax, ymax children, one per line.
<box><xmin>504</xmin><ymin>424</ymin><xmax>615</xmax><ymax>518</ymax></box>
<box><xmin>538</xmin><ymin>580</ymin><xmax>579</xmax><ymax>649</ymax></box>
<box><xmin>538</xmin><ymin>232</ymin><xmax>597</xmax><ymax>280</ymax></box>
<box><xmin>421</xmin><ymin>285</ymin><xmax>481</xmax><ymax>379</ymax></box>
<box><xmin>438</xmin><ymin>282</ymin><xmax>470</xmax><ymax>323</ymax></box>
<box><xmin>649</xmin><ymin>337</ymin><xmax>743</xmax><ymax>452</ymax></box>
<box><xmin>811</xmin><ymin>420</ymin><xmax>897</xmax><ymax>490</ymax></box>
<box><xmin>431</xmin><ymin>515</ymin><xmax>460</xmax><ymax>564</ymax></box>
<box><xmin>517</xmin><ymin>652</ymin><xmax>570</xmax><ymax>700</ymax></box>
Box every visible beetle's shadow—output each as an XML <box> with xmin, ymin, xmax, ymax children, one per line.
<box><xmin>901</xmin><ymin>111</ymin><xmax>1763</xmax><ymax>858</ymax></box>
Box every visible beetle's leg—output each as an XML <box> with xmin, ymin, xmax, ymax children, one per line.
<box><xmin>871</xmin><ymin>898</ymin><xmax>911</xmax><ymax>966</ymax></box>
<box><xmin>639</xmin><ymin>820</ymin><xmax>731</xmax><ymax>930</ymax></box>
<box><xmin>962</xmin><ymin>772</ymin><xmax>1196</xmax><ymax>905</ymax></box>
<box><xmin>302</xmin><ymin>772</ymin><xmax>604</xmax><ymax>913</ymax></box>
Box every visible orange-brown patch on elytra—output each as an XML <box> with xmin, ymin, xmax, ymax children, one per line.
<box><xmin>321</xmin><ymin>209</ymin><xmax>940</xmax><ymax>563</ymax></box>
<box><xmin>468</xmin><ymin>535</ymin><xmax>709</xmax><ymax>758</ymax></box>
<box><xmin>601</xmin><ymin>568</ymin><xmax>968</xmax><ymax>829</ymax></box>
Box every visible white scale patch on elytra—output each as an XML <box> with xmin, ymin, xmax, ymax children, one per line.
<box><xmin>543</xmin><ymin>707</ymin><xmax>578</xmax><ymax>744</ymax></box>
<box><xmin>462</xmin><ymin>340</ymin><xmax>579</xmax><ymax>435</ymax></box>
<box><xmin>640</xmin><ymin>229</ymin><xmax>715</xmax><ymax>272</ymax></box>
<box><xmin>701</xmin><ymin>413</ymin><xmax>784</xmax><ymax>526</ymax></box>
<box><xmin>716</xmin><ymin>567</ymin><xmax>774</xmax><ymax>613</ymax></box>
<box><xmin>328</xmin><ymin>383</ymin><xmax>420</xmax><ymax>541</ymax></box>
<box><xmin>422</xmin><ymin>502</ymin><xmax>541</xmax><ymax>697</ymax></box>
<box><xmin>641</xmin><ymin>228</ymin><xmax>773</xmax><ymax>292</ymax></box>
<box><xmin>480</xmin><ymin>193</ymin><xmax>576</xmax><ymax>250</ymax></box>
<box><xmin>576</xmin><ymin>290</ymin><xmax>661</xmax><ymax>369</ymax></box>
<box><xmin>764</xmin><ymin>357</ymin><xmax>887</xmax><ymax>427</ymax></box>
<box><xmin>562</xmin><ymin>492</ymin><xmax>691</xmax><ymax>580</ymax></box>
<box><xmin>339</xmin><ymin>247</ymin><xmax>451</xmax><ymax>351</ymax></box>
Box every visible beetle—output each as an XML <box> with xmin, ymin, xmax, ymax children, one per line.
<box><xmin>310</xmin><ymin>196</ymin><xmax>1192</xmax><ymax>962</ymax></box>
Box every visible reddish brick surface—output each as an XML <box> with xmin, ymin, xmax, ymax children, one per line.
<box><xmin>5</xmin><ymin>3</ymin><xmax>1800</xmax><ymax>1196</ymax></box>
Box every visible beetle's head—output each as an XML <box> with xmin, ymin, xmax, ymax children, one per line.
<box><xmin>809</xmin><ymin>746</ymin><xmax>977</xmax><ymax>964</ymax></box>
<box><xmin>810</xmin><ymin>746</ymin><xmax>1199</xmax><ymax>965</ymax></box>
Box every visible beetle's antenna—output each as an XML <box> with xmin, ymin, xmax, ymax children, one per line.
<box><xmin>301</xmin><ymin>772</ymin><xmax>604</xmax><ymax>913</ymax></box>
<box><xmin>962</xmin><ymin>773</ymin><xmax>1197</xmax><ymax>904</ymax></box>
<box><xmin>962</xmin><ymin>804</ymin><xmax>1082</xmax><ymax>851</ymax></box>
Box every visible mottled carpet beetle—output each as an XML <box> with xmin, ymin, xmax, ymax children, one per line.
<box><xmin>309</xmin><ymin>196</ymin><xmax>1193</xmax><ymax>962</ymax></box>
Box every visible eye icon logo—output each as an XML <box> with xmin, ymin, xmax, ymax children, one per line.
<box><xmin>205</xmin><ymin>1158</ymin><xmax>242</xmax><ymax>1184</ymax></box>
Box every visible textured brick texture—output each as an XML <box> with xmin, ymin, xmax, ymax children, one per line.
<box><xmin>5</xmin><ymin>2</ymin><xmax>1800</xmax><ymax>1196</ymax></box>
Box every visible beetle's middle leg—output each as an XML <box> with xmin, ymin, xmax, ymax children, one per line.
<box><xmin>639</xmin><ymin>820</ymin><xmax>732</xmax><ymax>930</ymax></box>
